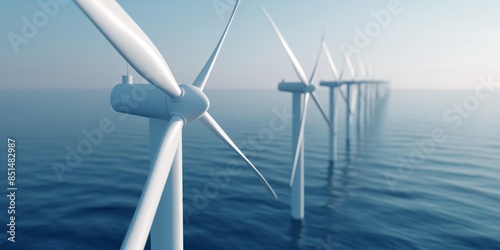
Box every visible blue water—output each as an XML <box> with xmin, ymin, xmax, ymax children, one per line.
<box><xmin>1</xmin><ymin>88</ymin><xmax>499</xmax><ymax>249</ymax></box>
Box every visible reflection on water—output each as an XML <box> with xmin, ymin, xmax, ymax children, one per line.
<box><xmin>289</xmin><ymin>219</ymin><xmax>306</xmax><ymax>250</ymax></box>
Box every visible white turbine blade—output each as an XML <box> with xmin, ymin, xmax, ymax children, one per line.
<box><xmin>339</xmin><ymin>66</ymin><xmax>345</xmax><ymax>82</ymax></box>
<box><xmin>310</xmin><ymin>91</ymin><xmax>335</xmax><ymax>134</ymax></box>
<box><xmin>358</xmin><ymin>60</ymin><xmax>366</xmax><ymax>81</ymax></box>
<box><xmin>263</xmin><ymin>8</ymin><xmax>309</xmax><ymax>86</ymax></box>
<box><xmin>290</xmin><ymin>93</ymin><xmax>310</xmax><ymax>187</ymax></box>
<box><xmin>322</xmin><ymin>41</ymin><xmax>339</xmax><ymax>81</ymax></box>
<box><xmin>343</xmin><ymin>52</ymin><xmax>356</xmax><ymax>81</ymax></box>
<box><xmin>199</xmin><ymin>113</ymin><xmax>278</xmax><ymax>198</ymax></box>
<box><xmin>309</xmin><ymin>37</ymin><xmax>323</xmax><ymax>84</ymax></box>
<box><xmin>75</xmin><ymin>0</ymin><xmax>182</xmax><ymax>99</ymax></box>
<box><xmin>193</xmin><ymin>0</ymin><xmax>240</xmax><ymax>90</ymax></box>
<box><xmin>121</xmin><ymin>115</ymin><xmax>184</xmax><ymax>250</ymax></box>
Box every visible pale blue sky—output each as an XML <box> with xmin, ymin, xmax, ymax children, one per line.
<box><xmin>1</xmin><ymin>0</ymin><xmax>500</xmax><ymax>89</ymax></box>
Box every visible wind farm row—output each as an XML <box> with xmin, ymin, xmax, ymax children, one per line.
<box><xmin>264</xmin><ymin>8</ymin><xmax>389</xmax><ymax>221</ymax></box>
<box><xmin>72</xmin><ymin>0</ymin><xmax>389</xmax><ymax>249</ymax></box>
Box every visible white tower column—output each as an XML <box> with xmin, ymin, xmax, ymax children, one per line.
<box><xmin>364</xmin><ymin>84</ymin><xmax>369</xmax><ymax>126</ymax></box>
<box><xmin>346</xmin><ymin>84</ymin><xmax>351</xmax><ymax>142</ymax></box>
<box><xmin>328</xmin><ymin>87</ymin><xmax>337</xmax><ymax>162</ymax></box>
<box><xmin>356</xmin><ymin>83</ymin><xmax>362</xmax><ymax>132</ymax></box>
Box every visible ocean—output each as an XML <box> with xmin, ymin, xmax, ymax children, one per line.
<box><xmin>1</xmin><ymin>88</ymin><xmax>499</xmax><ymax>249</ymax></box>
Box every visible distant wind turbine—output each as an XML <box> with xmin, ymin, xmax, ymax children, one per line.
<box><xmin>263</xmin><ymin>8</ymin><xmax>334</xmax><ymax>220</ymax></box>
<box><xmin>342</xmin><ymin>51</ymin><xmax>358</xmax><ymax>143</ymax></box>
<box><xmin>320</xmin><ymin>41</ymin><xmax>353</xmax><ymax>162</ymax></box>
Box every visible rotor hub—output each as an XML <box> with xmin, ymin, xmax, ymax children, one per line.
<box><xmin>306</xmin><ymin>84</ymin><xmax>316</xmax><ymax>92</ymax></box>
<box><xmin>166</xmin><ymin>84</ymin><xmax>209</xmax><ymax>123</ymax></box>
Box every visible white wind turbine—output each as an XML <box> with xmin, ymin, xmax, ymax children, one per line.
<box><xmin>320</xmin><ymin>41</ymin><xmax>354</xmax><ymax>162</ymax></box>
<box><xmin>263</xmin><ymin>8</ymin><xmax>335</xmax><ymax>220</ymax></box>
<box><xmin>362</xmin><ymin>62</ymin><xmax>372</xmax><ymax>126</ymax></box>
<box><xmin>359</xmin><ymin>61</ymin><xmax>378</xmax><ymax>128</ymax></box>
<box><xmin>341</xmin><ymin>52</ymin><xmax>358</xmax><ymax>143</ymax></box>
<box><xmin>367</xmin><ymin>64</ymin><xmax>380</xmax><ymax>119</ymax></box>
<box><xmin>355</xmin><ymin>61</ymin><xmax>389</xmax><ymax>127</ymax></box>
<box><xmin>355</xmin><ymin>60</ymin><xmax>367</xmax><ymax>134</ymax></box>
<box><xmin>74</xmin><ymin>1</ymin><xmax>276</xmax><ymax>249</ymax></box>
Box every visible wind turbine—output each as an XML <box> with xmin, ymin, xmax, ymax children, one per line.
<box><xmin>340</xmin><ymin>51</ymin><xmax>358</xmax><ymax>145</ymax></box>
<box><xmin>320</xmin><ymin>41</ymin><xmax>354</xmax><ymax>162</ymax></box>
<box><xmin>355</xmin><ymin>60</ymin><xmax>367</xmax><ymax>136</ymax></box>
<box><xmin>74</xmin><ymin>1</ymin><xmax>276</xmax><ymax>249</ymax></box>
<box><xmin>263</xmin><ymin>8</ymin><xmax>335</xmax><ymax>220</ymax></box>
<box><xmin>362</xmin><ymin>62</ymin><xmax>380</xmax><ymax>127</ymax></box>
<box><xmin>346</xmin><ymin>59</ymin><xmax>389</xmax><ymax>141</ymax></box>
<box><xmin>357</xmin><ymin>62</ymin><xmax>390</xmax><ymax>125</ymax></box>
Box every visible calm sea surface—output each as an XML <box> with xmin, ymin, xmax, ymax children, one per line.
<box><xmin>0</xmin><ymin>88</ymin><xmax>499</xmax><ymax>249</ymax></box>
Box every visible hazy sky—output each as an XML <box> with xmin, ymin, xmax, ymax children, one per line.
<box><xmin>1</xmin><ymin>0</ymin><xmax>500</xmax><ymax>90</ymax></box>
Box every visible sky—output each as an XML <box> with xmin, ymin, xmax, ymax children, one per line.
<box><xmin>1</xmin><ymin>0</ymin><xmax>500</xmax><ymax>90</ymax></box>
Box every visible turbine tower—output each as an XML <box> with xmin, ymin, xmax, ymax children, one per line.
<box><xmin>356</xmin><ymin>62</ymin><xmax>390</xmax><ymax>126</ymax></box>
<box><xmin>355</xmin><ymin>61</ymin><xmax>366</xmax><ymax>136</ymax></box>
<box><xmin>348</xmin><ymin>59</ymin><xmax>390</xmax><ymax>140</ymax></box>
<box><xmin>342</xmin><ymin>52</ymin><xmax>359</xmax><ymax>146</ymax></box>
<box><xmin>263</xmin><ymin>8</ymin><xmax>335</xmax><ymax>220</ymax></box>
<box><xmin>74</xmin><ymin>1</ymin><xmax>276</xmax><ymax>249</ymax></box>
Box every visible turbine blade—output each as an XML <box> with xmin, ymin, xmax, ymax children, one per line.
<box><xmin>199</xmin><ymin>113</ymin><xmax>278</xmax><ymax>198</ymax></box>
<box><xmin>121</xmin><ymin>115</ymin><xmax>184</xmax><ymax>250</ymax></box>
<box><xmin>358</xmin><ymin>60</ymin><xmax>366</xmax><ymax>81</ymax></box>
<box><xmin>263</xmin><ymin>8</ymin><xmax>309</xmax><ymax>86</ymax></box>
<box><xmin>309</xmin><ymin>36</ymin><xmax>323</xmax><ymax>84</ymax></box>
<box><xmin>322</xmin><ymin>41</ymin><xmax>339</xmax><ymax>81</ymax></box>
<box><xmin>193</xmin><ymin>0</ymin><xmax>240</xmax><ymax>90</ymax></box>
<box><xmin>339</xmin><ymin>66</ymin><xmax>345</xmax><ymax>82</ymax></box>
<box><xmin>310</xmin><ymin>91</ymin><xmax>335</xmax><ymax>134</ymax></box>
<box><xmin>343</xmin><ymin>52</ymin><xmax>356</xmax><ymax>81</ymax></box>
<box><xmin>75</xmin><ymin>0</ymin><xmax>182</xmax><ymax>99</ymax></box>
<box><xmin>290</xmin><ymin>93</ymin><xmax>310</xmax><ymax>187</ymax></box>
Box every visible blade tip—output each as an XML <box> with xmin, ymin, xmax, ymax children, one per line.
<box><xmin>271</xmin><ymin>190</ymin><xmax>278</xmax><ymax>199</ymax></box>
